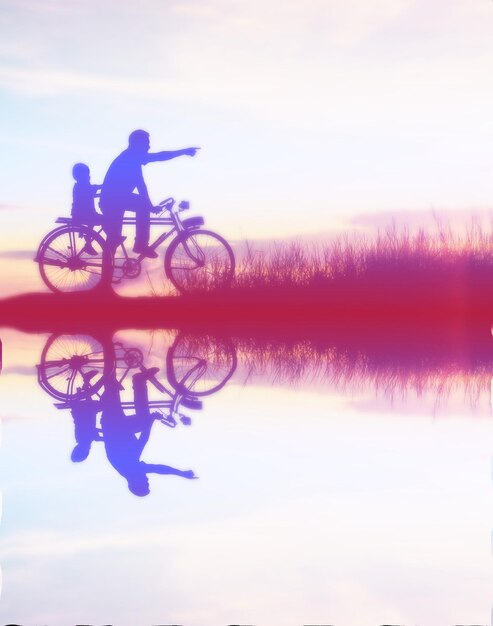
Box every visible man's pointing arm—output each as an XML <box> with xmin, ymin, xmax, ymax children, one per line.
<box><xmin>144</xmin><ymin>147</ymin><xmax>200</xmax><ymax>163</ymax></box>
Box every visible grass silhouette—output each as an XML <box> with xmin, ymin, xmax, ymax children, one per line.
<box><xmin>1</xmin><ymin>222</ymin><xmax>489</xmax><ymax>408</ymax></box>
<box><xmin>231</xmin><ymin>222</ymin><xmax>493</xmax><ymax>290</ymax></box>
<box><xmin>1</xmin><ymin>221</ymin><xmax>493</xmax><ymax>334</ymax></box>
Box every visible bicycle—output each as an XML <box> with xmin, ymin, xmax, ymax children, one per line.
<box><xmin>38</xmin><ymin>332</ymin><xmax>237</xmax><ymax>432</ymax></box>
<box><xmin>52</xmin><ymin>362</ymin><xmax>204</xmax><ymax>430</ymax></box>
<box><xmin>37</xmin><ymin>332</ymin><xmax>237</xmax><ymax>403</ymax></box>
<box><xmin>35</xmin><ymin>197</ymin><xmax>235</xmax><ymax>294</ymax></box>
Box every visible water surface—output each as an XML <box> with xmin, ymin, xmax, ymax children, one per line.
<box><xmin>0</xmin><ymin>328</ymin><xmax>492</xmax><ymax>626</ymax></box>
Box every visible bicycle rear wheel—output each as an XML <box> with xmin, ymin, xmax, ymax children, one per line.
<box><xmin>164</xmin><ymin>229</ymin><xmax>235</xmax><ymax>293</ymax></box>
<box><xmin>166</xmin><ymin>333</ymin><xmax>237</xmax><ymax>396</ymax></box>
<box><xmin>38</xmin><ymin>334</ymin><xmax>108</xmax><ymax>401</ymax></box>
<box><xmin>37</xmin><ymin>225</ymin><xmax>105</xmax><ymax>293</ymax></box>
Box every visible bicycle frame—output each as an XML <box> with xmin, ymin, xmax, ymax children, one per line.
<box><xmin>118</xmin><ymin>220</ymin><xmax>179</xmax><ymax>263</ymax></box>
<box><xmin>53</xmin><ymin>376</ymin><xmax>197</xmax><ymax>429</ymax></box>
<box><xmin>84</xmin><ymin>341</ymin><xmax>201</xmax><ymax>421</ymax></box>
<box><xmin>54</xmin><ymin>198</ymin><xmax>193</xmax><ymax>265</ymax></box>
<box><xmin>38</xmin><ymin>195</ymin><xmax>234</xmax><ymax>294</ymax></box>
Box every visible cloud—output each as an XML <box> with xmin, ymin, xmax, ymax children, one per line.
<box><xmin>0</xmin><ymin>250</ymin><xmax>35</xmax><ymax>259</ymax></box>
<box><xmin>0</xmin><ymin>526</ymin><xmax>183</xmax><ymax>560</ymax></box>
<box><xmin>0</xmin><ymin>66</ymin><xmax>170</xmax><ymax>98</ymax></box>
<box><xmin>0</xmin><ymin>203</ymin><xmax>26</xmax><ymax>210</ymax></box>
<box><xmin>1</xmin><ymin>364</ymin><xmax>36</xmax><ymax>374</ymax></box>
<box><xmin>1</xmin><ymin>0</ymin><xmax>491</xmax><ymax>128</ymax></box>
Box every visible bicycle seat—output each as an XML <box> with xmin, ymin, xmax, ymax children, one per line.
<box><xmin>56</xmin><ymin>216</ymin><xmax>106</xmax><ymax>226</ymax></box>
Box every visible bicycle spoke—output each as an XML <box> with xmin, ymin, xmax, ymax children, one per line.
<box><xmin>166</xmin><ymin>231</ymin><xmax>234</xmax><ymax>293</ymax></box>
<box><xmin>38</xmin><ymin>227</ymin><xmax>105</xmax><ymax>292</ymax></box>
<box><xmin>46</xmin><ymin>245</ymin><xmax>70</xmax><ymax>261</ymax></box>
<box><xmin>66</xmin><ymin>368</ymin><xmax>79</xmax><ymax>397</ymax></box>
<box><xmin>45</xmin><ymin>365</ymin><xmax>71</xmax><ymax>381</ymax></box>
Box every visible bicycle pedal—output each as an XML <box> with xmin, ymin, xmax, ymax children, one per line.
<box><xmin>159</xmin><ymin>416</ymin><xmax>177</xmax><ymax>428</ymax></box>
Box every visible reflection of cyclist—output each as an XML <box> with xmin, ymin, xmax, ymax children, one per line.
<box><xmin>100</xmin><ymin>366</ymin><xmax>197</xmax><ymax>497</ymax></box>
<box><xmin>99</xmin><ymin>130</ymin><xmax>199</xmax><ymax>259</ymax></box>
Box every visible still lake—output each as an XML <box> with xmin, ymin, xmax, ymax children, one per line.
<box><xmin>0</xmin><ymin>328</ymin><xmax>492</xmax><ymax>626</ymax></box>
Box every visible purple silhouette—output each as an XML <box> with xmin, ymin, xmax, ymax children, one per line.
<box><xmin>99</xmin><ymin>129</ymin><xmax>198</xmax><ymax>260</ymax></box>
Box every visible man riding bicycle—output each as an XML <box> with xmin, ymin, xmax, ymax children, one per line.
<box><xmin>100</xmin><ymin>129</ymin><xmax>199</xmax><ymax>259</ymax></box>
<box><xmin>36</xmin><ymin>131</ymin><xmax>234</xmax><ymax>293</ymax></box>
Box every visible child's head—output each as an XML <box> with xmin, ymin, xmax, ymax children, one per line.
<box><xmin>72</xmin><ymin>162</ymin><xmax>90</xmax><ymax>183</ymax></box>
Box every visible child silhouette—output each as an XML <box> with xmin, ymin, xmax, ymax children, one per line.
<box><xmin>71</xmin><ymin>163</ymin><xmax>101</xmax><ymax>256</ymax></box>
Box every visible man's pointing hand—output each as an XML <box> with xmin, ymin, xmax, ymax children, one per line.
<box><xmin>185</xmin><ymin>147</ymin><xmax>200</xmax><ymax>156</ymax></box>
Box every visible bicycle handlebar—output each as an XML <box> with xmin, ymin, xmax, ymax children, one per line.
<box><xmin>157</xmin><ymin>197</ymin><xmax>190</xmax><ymax>214</ymax></box>
<box><xmin>158</xmin><ymin>197</ymin><xmax>175</xmax><ymax>209</ymax></box>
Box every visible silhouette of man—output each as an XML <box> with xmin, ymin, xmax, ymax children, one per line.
<box><xmin>100</xmin><ymin>363</ymin><xmax>197</xmax><ymax>497</ymax></box>
<box><xmin>100</xmin><ymin>130</ymin><xmax>198</xmax><ymax>260</ymax></box>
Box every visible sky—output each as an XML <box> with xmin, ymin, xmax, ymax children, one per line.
<box><xmin>1</xmin><ymin>0</ymin><xmax>493</xmax><ymax>251</ymax></box>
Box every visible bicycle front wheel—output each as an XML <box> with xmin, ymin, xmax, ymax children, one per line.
<box><xmin>164</xmin><ymin>229</ymin><xmax>235</xmax><ymax>294</ymax></box>
<box><xmin>37</xmin><ymin>226</ymin><xmax>105</xmax><ymax>293</ymax></box>
<box><xmin>166</xmin><ymin>333</ymin><xmax>237</xmax><ymax>396</ymax></box>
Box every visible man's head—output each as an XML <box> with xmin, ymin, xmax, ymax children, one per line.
<box><xmin>128</xmin><ymin>129</ymin><xmax>150</xmax><ymax>154</ymax></box>
<box><xmin>72</xmin><ymin>162</ymin><xmax>90</xmax><ymax>182</ymax></box>
<box><xmin>127</xmin><ymin>473</ymin><xmax>150</xmax><ymax>497</ymax></box>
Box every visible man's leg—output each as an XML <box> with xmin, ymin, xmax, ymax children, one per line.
<box><xmin>101</xmin><ymin>207</ymin><xmax>124</xmax><ymax>287</ymax></box>
<box><xmin>126</xmin><ymin>194</ymin><xmax>151</xmax><ymax>253</ymax></box>
<box><xmin>132</xmin><ymin>372</ymin><xmax>151</xmax><ymax>418</ymax></box>
<box><xmin>135</xmin><ymin>205</ymin><xmax>151</xmax><ymax>252</ymax></box>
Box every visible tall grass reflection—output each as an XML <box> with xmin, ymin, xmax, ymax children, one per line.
<box><xmin>236</xmin><ymin>336</ymin><xmax>493</xmax><ymax>407</ymax></box>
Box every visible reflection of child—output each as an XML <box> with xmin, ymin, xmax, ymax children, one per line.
<box><xmin>70</xmin><ymin>398</ymin><xmax>101</xmax><ymax>463</ymax></box>
<box><xmin>71</xmin><ymin>163</ymin><xmax>101</xmax><ymax>225</ymax></box>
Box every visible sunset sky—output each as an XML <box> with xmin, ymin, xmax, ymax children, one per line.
<box><xmin>1</xmin><ymin>0</ymin><xmax>493</xmax><ymax>252</ymax></box>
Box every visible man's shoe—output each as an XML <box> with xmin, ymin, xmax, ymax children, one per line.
<box><xmin>144</xmin><ymin>366</ymin><xmax>160</xmax><ymax>380</ymax></box>
<box><xmin>82</xmin><ymin>369</ymin><xmax>99</xmax><ymax>386</ymax></box>
<box><xmin>81</xmin><ymin>243</ymin><xmax>98</xmax><ymax>256</ymax></box>
<box><xmin>133</xmin><ymin>246</ymin><xmax>158</xmax><ymax>259</ymax></box>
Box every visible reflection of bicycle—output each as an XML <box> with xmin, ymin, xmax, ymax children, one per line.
<box><xmin>38</xmin><ymin>334</ymin><xmax>137</xmax><ymax>401</ymax></box>
<box><xmin>113</xmin><ymin>365</ymin><xmax>204</xmax><ymax>429</ymax></box>
<box><xmin>38</xmin><ymin>333</ymin><xmax>236</xmax><ymax>430</ymax></box>
<box><xmin>38</xmin><ymin>332</ymin><xmax>237</xmax><ymax>404</ymax></box>
<box><xmin>55</xmin><ymin>363</ymin><xmax>204</xmax><ymax>429</ymax></box>
<box><xmin>167</xmin><ymin>333</ymin><xmax>237</xmax><ymax>396</ymax></box>
<box><xmin>35</xmin><ymin>197</ymin><xmax>235</xmax><ymax>294</ymax></box>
